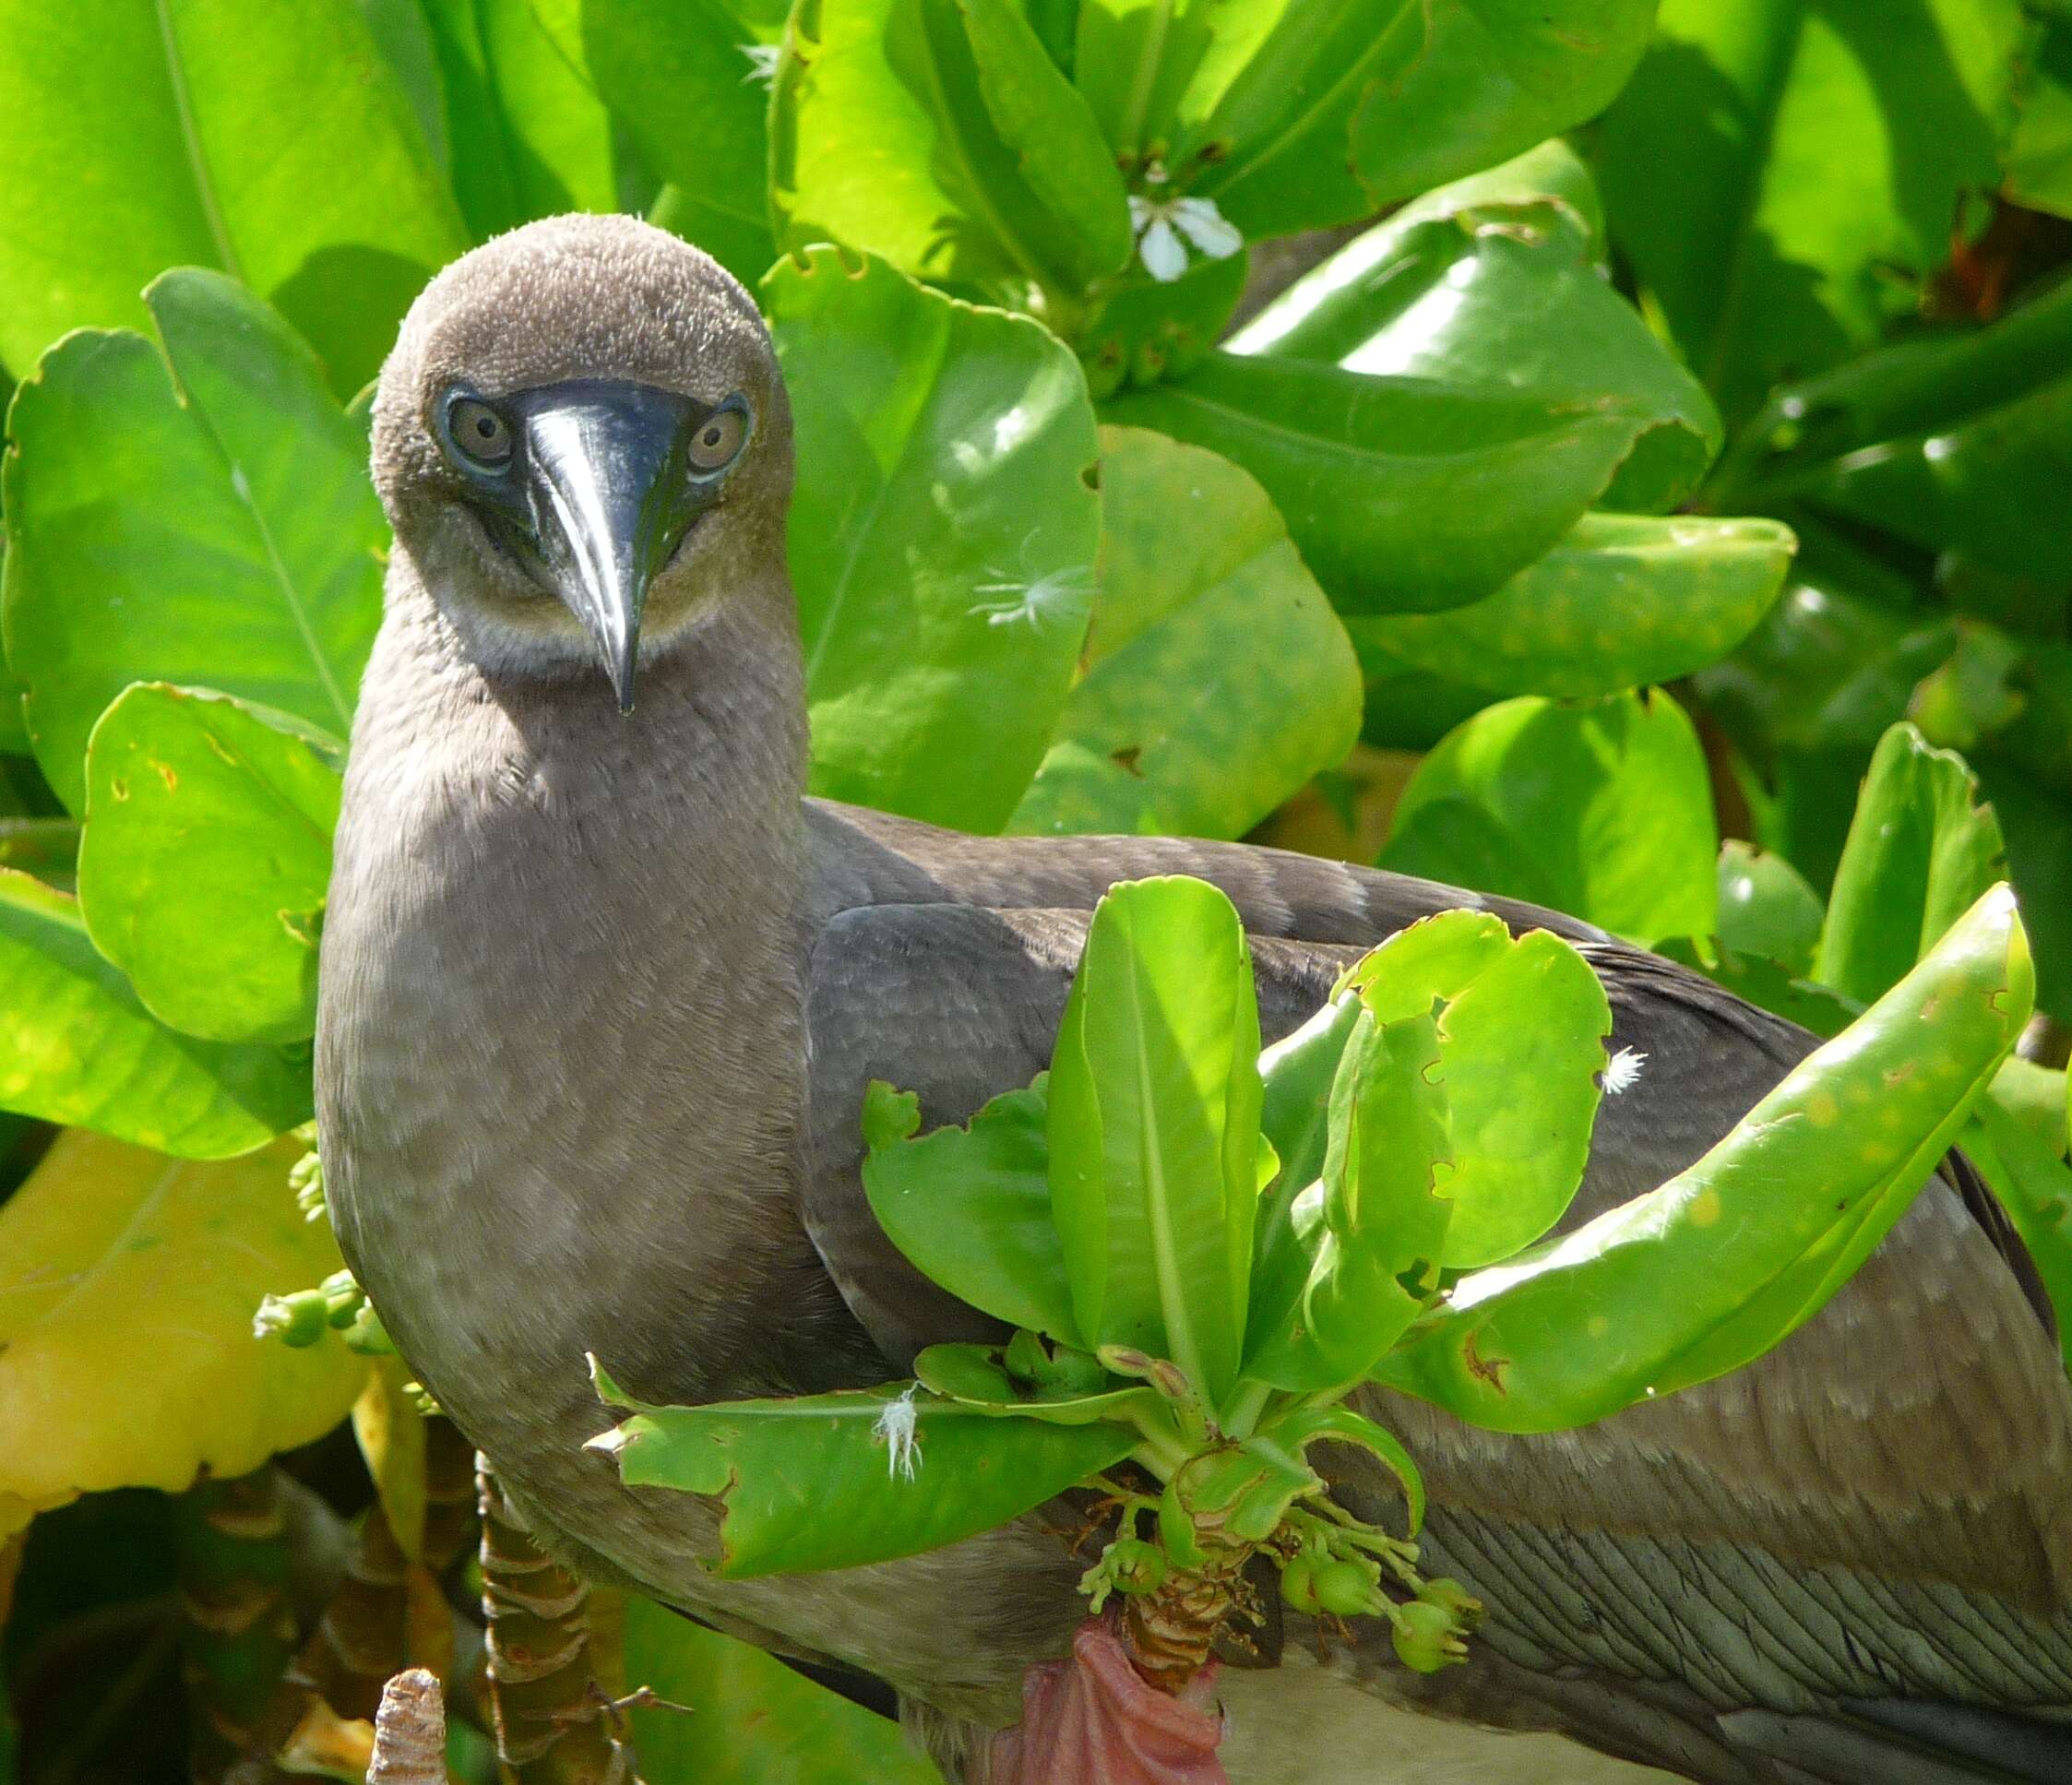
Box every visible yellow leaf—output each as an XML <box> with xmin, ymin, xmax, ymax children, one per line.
<box><xmin>353</xmin><ymin>1359</ymin><xmax>428</xmax><ymax>1561</ymax></box>
<box><xmin>0</xmin><ymin>1130</ymin><xmax>365</xmax><ymax>1535</ymax></box>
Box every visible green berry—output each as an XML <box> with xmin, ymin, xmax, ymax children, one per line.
<box><xmin>1391</xmin><ymin>1599</ymin><xmax>1467</xmax><ymax>1673</ymax></box>
<box><xmin>1280</xmin><ymin>1556</ymin><xmax>1320</xmax><ymax>1613</ymax></box>
<box><xmin>1312</xmin><ymin>1559</ymin><xmax>1377</xmax><ymax>1617</ymax></box>
<box><xmin>252</xmin><ymin>1289</ymin><xmax>328</xmax><ymax>1347</ymax></box>
<box><xmin>1416</xmin><ymin>1577</ymin><xmax>1483</xmax><ymax>1626</ymax></box>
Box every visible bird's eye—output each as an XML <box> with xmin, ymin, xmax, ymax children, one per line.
<box><xmin>688</xmin><ymin>406</ymin><xmax>748</xmax><ymax>473</ymax></box>
<box><xmin>446</xmin><ymin>397</ymin><xmax>513</xmax><ymax>469</ymax></box>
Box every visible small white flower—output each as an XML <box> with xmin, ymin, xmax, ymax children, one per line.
<box><xmin>738</xmin><ymin>42</ymin><xmax>780</xmax><ymax>87</ymax></box>
<box><xmin>1126</xmin><ymin>166</ymin><xmax>1242</xmax><ymax>283</ymax></box>
<box><xmin>1602</xmin><ymin>1047</ymin><xmax>1648</xmax><ymax>1095</ymax></box>
<box><xmin>874</xmin><ymin>1384</ymin><xmax>923</xmax><ymax>1482</ymax></box>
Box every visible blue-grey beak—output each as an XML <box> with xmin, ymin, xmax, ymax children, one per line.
<box><xmin>511</xmin><ymin>382</ymin><xmax>703</xmax><ymax>714</ymax></box>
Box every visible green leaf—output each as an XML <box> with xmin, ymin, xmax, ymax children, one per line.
<box><xmin>1380</xmin><ymin>691</ymin><xmax>1718</xmax><ymax>945</ymax></box>
<box><xmin>861</xmin><ymin>1078</ymin><xmax>1079</xmax><ymax>1343</ymax></box>
<box><xmin>1169</xmin><ymin>0</ymin><xmax>1652</xmax><ymax>236</ymax></box>
<box><xmin>772</xmin><ymin>0</ymin><xmax>1130</xmax><ymax>292</ymax></box>
<box><xmin>1247</xmin><ymin>994</ymin><xmax>1364</xmax><ymax>1359</ymax></box>
<box><xmin>1989</xmin><ymin>1055</ymin><xmax>2067</xmax><ymax>1160</ymax></box>
<box><xmin>766</xmin><ymin>247</ymin><xmax>1099</xmax><ymax>831</ymax></box>
<box><xmin>1709</xmin><ymin>272</ymin><xmax>2072</xmax><ymax>510</ymax></box>
<box><xmin>592</xmin><ymin>1368</ymin><xmax>1135</xmax><ymax>1577</ymax></box>
<box><xmin>0</xmin><ymin>1133</ymin><xmax>363</xmax><ymax>1540</ymax></box>
<box><xmin>1652</xmin><ymin>937</ymin><xmax>1862</xmax><ymax>1041</ymax></box>
<box><xmin>2007</xmin><ymin>16</ymin><xmax>2072</xmax><ymax>220</ymax></box>
<box><xmin>1347</xmin><ymin>515</ymin><xmax>1793</xmax><ymax>700</ymax></box>
<box><xmin>1243</xmin><ymin>1008</ymin><xmax>1451</xmax><ymax>1391</ymax></box>
<box><xmin>1816</xmin><ymin>722</ymin><xmax>2007</xmax><ymax>1006</ymax></box>
<box><xmin>1598</xmin><ymin>0</ymin><xmax>2030</xmax><ymax>422</ymax></box>
<box><xmin>1075</xmin><ymin>242</ymin><xmax>1251</xmax><ymax>399</ymax></box>
<box><xmin>1806</xmin><ymin>375</ymin><xmax>2072</xmax><ymax>588</ymax></box>
<box><xmin>584</xmin><ymin>0</ymin><xmax>782</xmax><ymax>289</ymax></box>
<box><xmin>420</xmin><ymin>0</ymin><xmax>617</xmax><ymax>241</ymax></box>
<box><xmin>913</xmin><ymin>1343</ymin><xmax>1157</xmax><ymax>1425</ymax></box>
<box><xmin>1267</xmin><ymin>1404</ymin><xmax>1424</xmax><ymax>1534</ymax></box>
<box><xmin>1963</xmin><ymin>1099</ymin><xmax>2072</xmax><ymax>1364</ymax></box>
<box><xmin>77</xmin><ymin>685</ymin><xmax>339</xmax><ymax>1045</ymax></box>
<box><xmin>0</xmin><ymin>869</ymin><xmax>311</xmax><ymax>1156</ymax></box>
<box><xmin>623</xmin><ymin>1596</ymin><xmax>942</xmax><ymax>1785</ymax></box>
<box><xmin>1715</xmin><ymin>839</ymin><xmax>1826</xmax><ymax>977</ymax></box>
<box><xmin>4</xmin><ymin>273</ymin><xmax>385</xmax><ymax>814</ymax></box>
<box><xmin>1072</xmin><ymin>0</ymin><xmax>1226</xmax><ymax>169</ymax></box>
<box><xmin>1344</xmin><ymin>913</ymin><xmax>1610</xmax><ymax>1266</ymax></box>
<box><xmin>1229</xmin><ymin>141</ymin><xmax>1718</xmax><ymax>514</ymax></box>
<box><xmin>0</xmin><ymin>0</ymin><xmax>466</xmax><ymax>390</ymax></box>
<box><xmin>1375</xmin><ymin>886</ymin><xmax>2032</xmax><ymax>1432</ymax></box>
<box><xmin>1006</xmin><ymin>427</ymin><xmax>1361</xmax><ymax>839</ymax></box>
<box><xmin>1048</xmin><ymin>878</ymin><xmax>1263</xmax><ymax>1402</ymax></box>
<box><xmin>1101</xmin><ymin>352</ymin><xmax>1661</xmax><ymax>615</ymax></box>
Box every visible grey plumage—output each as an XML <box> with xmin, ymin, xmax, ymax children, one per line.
<box><xmin>318</xmin><ymin>215</ymin><xmax>2072</xmax><ymax>1784</ymax></box>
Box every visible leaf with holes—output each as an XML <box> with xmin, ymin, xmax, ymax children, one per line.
<box><xmin>1007</xmin><ymin>427</ymin><xmax>1361</xmax><ymax>840</ymax></box>
<box><xmin>4</xmin><ymin>271</ymin><xmax>384</xmax><ymax>813</ymax></box>
<box><xmin>78</xmin><ymin>684</ymin><xmax>341</xmax><ymax>1045</ymax></box>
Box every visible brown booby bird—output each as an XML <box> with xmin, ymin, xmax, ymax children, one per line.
<box><xmin>316</xmin><ymin>214</ymin><xmax>2072</xmax><ymax>1784</ymax></box>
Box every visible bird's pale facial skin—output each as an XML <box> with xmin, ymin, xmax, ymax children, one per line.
<box><xmin>423</xmin><ymin>374</ymin><xmax>756</xmax><ymax>709</ymax></box>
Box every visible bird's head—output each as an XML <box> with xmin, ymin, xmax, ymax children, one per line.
<box><xmin>371</xmin><ymin>214</ymin><xmax>791</xmax><ymax>713</ymax></box>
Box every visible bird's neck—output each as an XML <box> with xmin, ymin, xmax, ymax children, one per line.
<box><xmin>320</xmin><ymin>565</ymin><xmax>857</xmax><ymax>1471</ymax></box>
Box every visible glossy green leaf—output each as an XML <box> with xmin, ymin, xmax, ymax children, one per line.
<box><xmin>1709</xmin><ymin>274</ymin><xmax>2072</xmax><ymax>510</ymax></box>
<box><xmin>1380</xmin><ymin>691</ymin><xmax>1718</xmax><ymax>944</ymax></box>
<box><xmin>1694</xmin><ymin>553</ymin><xmax>1958</xmax><ymax>767</ymax></box>
<box><xmin>1816</xmin><ymin>723</ymin><xmax>2007</xmax><ymax>1006</ymax></box>
<box><xmin>592</xmin><ymin>1367</ymin><xmax>1135</xmax><ymax>1577</ymax></box>
<box><xmin>420</xmin><ymin>0</ymin><xmax>616</xmax><ymax>242</ymax></box>
<box><xmin>623</xmin><ymin>1596</ymin><xmax>942</xmax><ymax>1785</ymax></box>
<box><xmin>2007</xmin><ymin>16</ymin><xmax>2072</xmax><ymax>220</ymax></box>
<box><xmin>1102</xmin><ymin>352</ymin><xmax>1659</xmax><ymax>615</ymax></box>
<box><xmin>861</xmin><ymin>1078</ymin><xmax>1078</xmax><ymax>1344</ymax></box>
<box><xmin>1247</xmin><ymin>994</ymin><xmax>1365</xmax><ymax>1360</ymax></box>
<box><xmin>1072</xmin><ymin>0</ymin><xmax>1225</xmax><ymax>169</ymax></box>
<box><xmin>767</xmin><ymin>247</ymin><xmax>1098</xmax><ymax>831</ymax></box>
<box><xmin>584</xmin><ymin>0</ymin><xmax>783</xmax><ymax>289</ymax></box>
<box><xmin>772</xmin><ymin>0</ymin><xmax>1131</xmax><ymax>293</ymax></box>
<box><xmin>1168</xmin><ymin>0</ymin><xmax>1652</xmax><ymax>236</ymax></box>
<box><xmin>1963</xmin><ymin>1099</ymin><xmax>2072</xmax><ymax>1363</ymax></box>
<box><xmin>1229</xmin><ymin>143</ymin><xmax>1718</xmax><ymax>514</ymax></box>
<box><xmin>0</xmin><ymin>0</ymin><xmax>466</xmax><ymax>390</ymax></box>
<box><xmin>1375</xmin><ymin>887</ymin><xmax>2032</xmax><ymax>1432</ymax></box>
<box><xmin>1599</xmin><ymin>0</ymin><xmax>2029</xmax><ymax>422</ymax></box>
<box><xmin>1345</xmin><ymin>912</ymin><xmax>1610</xmax><ymax>1267</ymax></box>
<box><xmin>1989</xmin><ymin>1055</ymin><xmax>2067</xmax><ymax>1160</ymax></box>
<box><xmin>1007</xmin><ymin>428</ymin><xmax>1361</xmax><ymax>840</ymax></box>
<box><xmin>1048</xmin><ymin>878</ymin><xmax>1263</xmax><ymax>1402</ymax></box>
<box><xmin>1975</xmin><ymin>757</ymin><xmax>2072</xmax><ymax>1021</ymax></box>
<box><xmin>1652</xmin><ymin>937</ymin><xmax>1861</xmax><ymax>1041</ymax></box>
<box><xmin>1244</xmin><ymin>1008</ymin><xmax>1451</xmax><ymax>1391</ymax></box>
<box><xmin>1715</xmin><ymin>839</ymin><xmax>1826</xmax><ymax>977</ymax></box>
<box><xmin>1807</xmin><ymin>375</ymin><xmax>2072</xmax><ymax>588</ymax></box>
<box><xmin>4</xmin><ymin>273</ymin><xmax>385</xmax><ymax>814</ymax></box>
<box><xmin>0</xmin><ymin>870</ymin><xmax>311</xmax><ymax>1156</ymax></box>
<box><xmin>1268</xmin><ymin>1404</ymin><xmax>1424</xmax><ymax>1534</ymax></box>
<box><xmin>77</xmin><ymin>685</ymin><xmax>340</xmax><ymax>1045</ymax></box>
<box><xmin>1075</xmin><ymin>249</ymin><xmax>1251</xmax><ymax>399</ymax></box>
<box><xmin>912</xmin><ymin>1343</ymin><xmax>1156</xmax><ymax>1426</ymax></box>
<box><xmin>1349</xmin><ymin>515</ymin><xmax>1792</xmax><ymax>700</ymax></box>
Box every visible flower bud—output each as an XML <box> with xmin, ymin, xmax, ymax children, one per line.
<box><xmin>253</xmin><ymin>1289</ymin><xmax>328</xmax><ymax>1347</ymax></box>
<box><xmin>1106</xmin><ymin>1539</ymin><xmax>1166</xmax><ymax>1597</ymax></box>
<box><xmin>1279</xmin><ymin>1556</ymin><xmax>1320</xmax><ymax>1613</ymax></box>
<box><xmin>1391</xmin><ymin>1599</ymin><xmax>1469</xmax><ymax>1673</ymax></box>
<box><xmin>1312</xmin><ymin>1558</ymin><xmax>1378</xmax><ymax>1617</ymax></box>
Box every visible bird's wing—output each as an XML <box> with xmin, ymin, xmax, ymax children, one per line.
<box><xmin>800</xmin><ymin>802</ymin><xmax>2072</xmax><ymax>1775</ymax></box>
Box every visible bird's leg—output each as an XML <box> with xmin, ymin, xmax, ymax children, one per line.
<box><xmin>477</xmin><ymin>1458</ymin><xmax>646</xmax><ymax>1785</ymax></box>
